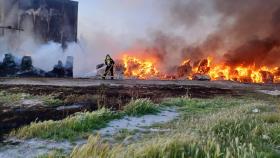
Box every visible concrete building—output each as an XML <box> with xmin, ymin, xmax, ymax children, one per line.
<box><xmin>0</xmin><ymin>0</ymin><xmax>78</xmax><ymax>45</ymax></box>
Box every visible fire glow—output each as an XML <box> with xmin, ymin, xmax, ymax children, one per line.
<box><xmin>119</xmin><ymin>54</ymin><xmax>280</xmax><ymax>83</ymax></box>
<box><xmin>122</xmin><ymin>55</ymin><xmax>159</xmax><ymax>79</ymax></box>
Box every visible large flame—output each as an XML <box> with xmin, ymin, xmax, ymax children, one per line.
<box><xmin>119</xmin><ymin>53</ymin><xmax>280</xmax><ymax>83</ymax></box>
<box><xmin>122</xmin><ymin>54</ymin><xmax>159</xmax><ymax>79</ymax></box>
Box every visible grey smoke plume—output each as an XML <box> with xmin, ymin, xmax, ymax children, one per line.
<box><xmin>1</xmin><ymin>0</ymin><xmax>280</xmax><ymax>77</ymax></box>
<box><xmin>165</xmin><ymin>0</ymin><xmax>280</xmax><ymax>67</ymax></box>
<box><xmin>131</xmin><ymin>0</ymin><xmax>280</xmax><ymax>72</ymax></box>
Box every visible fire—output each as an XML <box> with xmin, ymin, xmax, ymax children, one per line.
<box><xmin>122</xmin><ymin>55</ymin><xmax>159</xmax><ymax>79</ymax></box>
<box><xmin>198</xmin><ymin>60</ymin><xmax>279</xmax><ymax>83</ymax></box>
<box><xmin>119</xmin><ymin>53</ymin><xmax>280</xmax><ymax>83</ymax></box>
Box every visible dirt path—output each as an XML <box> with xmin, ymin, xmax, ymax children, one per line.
<box><xmin>0</xmin><ymin>108</ymin><xmax>179</xmax><ymax>158</ymax></box>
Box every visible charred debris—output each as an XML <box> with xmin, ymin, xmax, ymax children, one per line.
<box><xmin>0</xmin><ymin>53</ymin><xmax>73</xmax><ymax>77</ymax></box>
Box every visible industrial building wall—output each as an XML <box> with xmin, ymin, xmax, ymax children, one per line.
<box><xmin>0</xmin><ymin>0</ymin><xmax>78</xmax><ymax>45</ymax></box>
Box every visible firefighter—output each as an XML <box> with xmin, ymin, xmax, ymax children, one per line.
<box><xmin>102</xmin><ymin>54</ymin><xmax>115</xmax><ymax>79</ymax></box>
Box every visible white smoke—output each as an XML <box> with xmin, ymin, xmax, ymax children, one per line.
<box><xmin>0</xmin><ymin>0</ymin><xmax>224</xmax><ymax>77</ymax></box>
<box><xmin>0</xmin><ymin>0</ymin><xmax>138</xmax><ymax>77</ymax></box>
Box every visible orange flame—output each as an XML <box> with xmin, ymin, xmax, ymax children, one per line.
<box><xmin>119</xmin><ymin>53</ymin><xmax>280</xmax><ymax>83</ymax></box>
<box><xmin>122</xmin><ymin>54</ymin><xmax>159</xmax><ymax>79</ymax></box>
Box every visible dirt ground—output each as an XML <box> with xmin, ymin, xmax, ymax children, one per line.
<box><xmin>0</xmin><ymin>78</ymin><xmax>279</xmax><ymax>90</ymax></box>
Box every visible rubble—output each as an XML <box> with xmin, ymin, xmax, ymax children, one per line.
<box><xmin>177</xmin><ymin>61</ymin><xmax>192</xmax><ymax>78</ymax></box>
<box><xmin>259</xmin><ymin>71</ymin><xmax>274</xmax><ymax>84</ymax></box>
<box><xmin>192</xmin><ymin>73</ymin><xmax>211</xmax><ymax>81</ymax></box>
<box><xmin>0</xmin><ymin>53</ymin><xmax>73</xmax><ymax>78</ymax></box>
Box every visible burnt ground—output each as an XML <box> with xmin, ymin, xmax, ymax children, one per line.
<box><xmin>0</xmin><ymin>78</ymin><xmax>279</xmax><ymax>137</ymax></box>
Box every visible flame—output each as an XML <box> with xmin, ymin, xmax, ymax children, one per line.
<box><xmin>119</xmin><ymin>53</ymin><xmax>280</xmax><ymax>83</ymax></box>
<box><xmin>181</xmin><ymin>59</ymin><xmax>190</xmax><ymax>66</ymax></box>
<box><xmin>122</xmin><ymin>54</ymin><xmax>159</xmax><ymax>79</ymax></box>
<box><xmin>205</xmin><ymin>62</ymin><xmax>277</xmax><ymax>83</ymax></box>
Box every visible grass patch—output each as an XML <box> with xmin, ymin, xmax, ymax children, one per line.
<box><xmin>70</xmin><ymin>135</ymin><xmax>121</xmax><ymax>158</ymax></box>
<box><xmin>0</xmin><ymin>91</ymin><xmax>64</xmax><ymax>107</ymax></box>
<box><xmin>0</xmin><ymin>91</ymin><xmax>32</xmax><ymax>106</ymax></box>
<box><xmin>113</xmin><ymin>129</ymin><xmax>137</xmax><ymax>142</ymax></box>
<box><xmin>123</xmin><ymin>99</ymin><xmax>160</xmax><ymax>116</ymax></box>
<box><xmin>37</xmin><ymin>149</ymin><xmax>66</xmax><ymax>158</ymax></box>
<box><xmin>41</xmin><ymin>96</ymin><xmax>280</xmax><ymax>158</ymax></box>
<box><xmin>212</xmin><ymin>116</ymin><xmax>280</xmax><ymax>157</ymax></box>
<box><xmin>162</xmin><ymin>97</ymin><xmax>246</xmax><ymax>116</ymax></box>
<box><xmin>11</xmin><ymin>108</ymin><xmax>122</xmax><ymax>141</ymax></box>
<box><xmin>268</xmin><ymin>125</ymin><xmax>280</xmax><ymax>145</ymax></box>
<box><xmin>7</xmin><ymin>94</ymin><xmax>280</xmax><ymax>158</ymax></box>
<box><xmin>70</xmin><ymin>133</ymin><xmax>263</xmax><ymax>158</ymax></box>
<box><xmin>11</xmin><ymin>99</ymin><xmax>163</xmax><ymax>141</ymax></box>
<box><xmin>261</xmin><ymin>113</ymin><xmax>280</xmax><ymax>123</ymax></box>
<box><xmin>212</xmin><ymin>117</ymin><xmax>264</xmax><ymax>145</ymax></box>
<box><xmin>42</xmin><ymin>96</ymin><xmax>64</xmax><ymax>107</ymax></box>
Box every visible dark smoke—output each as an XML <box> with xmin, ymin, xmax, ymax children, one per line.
<box><xmin>224</xmin><ymin>38</ymin><xmax>279</xmax><ymax>67</ymax></box>
<box><xmin>147</xmin><ymin>0</ymin><xmax>280</xmax><ymax>68</ymax></box>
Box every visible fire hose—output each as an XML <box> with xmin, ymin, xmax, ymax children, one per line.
<box><xmin>102</xmin><ymin>64</ymin><xmax>114</xmax><ymax>78</ymax></box>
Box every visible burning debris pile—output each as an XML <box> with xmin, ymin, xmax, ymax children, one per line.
<box><xmin>0</xmin><ymin>53</ymin><xmax>73</xmax><ymax>77</ymax></box>
<box><xmin>112</xmin><ymin>53</ymin><xmax>280</xmax><ymax>83</ymax></box>
<box><xmin>122</xmin><ymin>55</ymin><xmax>159</xmax><ymax>79</ymax></box>
<box><xmin>110</xmin><ymin>0</ymin><xmax>280</xmax><ymax>84</ymax></box>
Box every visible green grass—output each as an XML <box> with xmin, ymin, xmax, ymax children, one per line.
<box><xmin>261</xmin><ymin>113</ymin><xmax>280</xmax><ymax>123</ymax></box>
<box><xmin>162</xmin><ymin>97</ymin><xmax>247</xmax><ymax>116</ymax></box>
<box><xmin>0</xmin><ymin>91</ymin><xmax>32</xmax><ymax>106</ymax></box>
<box><xmin>123</xmin><ymin>99</ymin><xmax>160</xmax><ymax>116</ymax></box>
<box><xmin>12</xmin><ymin>94</ymin><xmax>280</xmax><ymax>158</ymax></box>
<box><xmin>268</xmin><ymin>125</ymin><xmax>280</xmax><ymax>145</ymax></box>
<box><xmin>0</xmin><ymin>91</ymin><xmax>64</xmax><ymax>107</ymax></box>
<box><xmin>68</xmin><ymin>96</ymin><xmax>280</xmax><ymax>158</ymax></box>
<box><xmin>113</xmin><ymin>129</ymin><xmax>138</xmax><ymax>142</ymax></box>
<box><xmin>10</xmin><ymin>99</ymin><xmax>160</xmax><ymax>141</ymax></box>
<box><xmin>37</xmin><ymin>149</ymin><xmax>67</xmax><ymax>158</ymax></box>
<box><xmin>70</xmin><ymin>135</ymin><xmax>122</xmax><ymax>158</ymax></box>
<box><xmin>11</xmin><ymin>108</ymin><xmax>122</xmax><ymax>141</ymax></box>
<box><xmin>42</xmin><ymin>95</ymin><xmax>64</xmax><ymax>107</ymax></box>
<box><xmin>212</xmin><ymin>117</ymin><xmax>265</xmax><ymax>147</ymax></box>
<box><xmin>70</xmin><ymin>132</ymin><xmax>262</xmax><ymax>158</ymax></box>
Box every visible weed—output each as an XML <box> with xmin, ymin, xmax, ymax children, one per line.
<box><xmin>37</xmin><ymin>149</ymin><xmax>67</xmax><ymax>158</ymax></box>
<box><xmin>114</xmin><ymin>129</ymin><xmax>137</xmax><ymax>142</ymax></box>
<box><xmin>0</xmin><ymin>91</ymin><xmax>32</xmax><ymax>106</ymax></box>
<box><xmin>124</xmin><ymin>99</ymin><xmax>160</xmax><ymax>116</ymax></box>
<box><xmin>11</xmin><ymin>108</ymin><xmax>122</xmax><ymax>140</ymax></box>
<box><xmin>261</xmin><ymin>113</ymin><xmax>280</xmax><ymax>123</ymax></box>
<box><xmin>70</xmin><ymin>135</ymin><xmax>121</xmax><ymax>158</ymax></box>
<box><xmin>42</xmin><ymin>96</ymin><xmax>64</xmax><ymax>107</ymax></box>
<box><xmin>268</xmin><ymin>125</ymin><xmax>280</xmax><ymax>145</ymax></box>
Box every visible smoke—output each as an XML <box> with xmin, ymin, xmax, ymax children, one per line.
<box><xmin>0</xmin><ymin>0</ymin><xmax>124</xmax><ymax>76</ymax></box>
<box><xmin>164</xmin><ymin>0</ymin><xmax>280</xmax><ymax>67</ymax></box>
<box><xmin>125</xmin><ymin>0</ymin><xmax>280</xmax><ymax>72</ymax></box>
<box><xmin>1</xmin><ymin>0</ymin><xmax>280</xmax><ymax>77</ymax></box>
